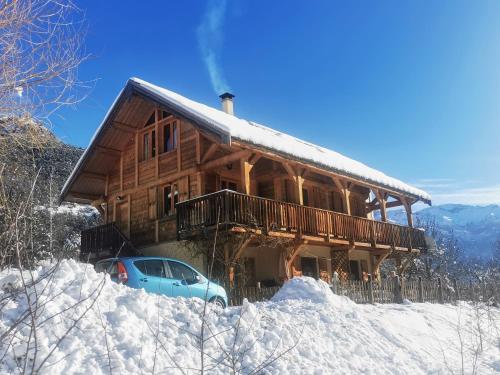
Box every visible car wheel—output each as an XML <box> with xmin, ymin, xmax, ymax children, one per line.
<box><xmin>210</xmin><ymin>296</ymin><xmax>226</xmax><ymax>309</ymax></box>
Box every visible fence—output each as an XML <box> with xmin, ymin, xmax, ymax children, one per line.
<box><xmin>227</xmin><ymin>277</ymin><xmax>499</xmax><ymax>306</ymax></box>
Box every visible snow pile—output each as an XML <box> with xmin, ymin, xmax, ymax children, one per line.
<box><xmin>35</xmin><ymin>203</ymin><xmax>98</xmax><ymax>216</ymax></box>
<box><xmin>271</xmin><ymin>276</ymin><xmax>353</xmax><ymax>308</ymax></box>
<box><xmin>1</xmin><ymin>261</ymin><xmax>499</xmax><ymax>374</ymax></box>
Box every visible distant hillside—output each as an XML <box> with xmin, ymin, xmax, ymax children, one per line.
<box><xmin>0</xmin><ymin>119</ymin><xmax>99</xmax><ymax>260</ymax></box>
<box><xmin>386</xmin><ymin>204</ymin><xmax>500</xmax><ymax>258</ymax></box>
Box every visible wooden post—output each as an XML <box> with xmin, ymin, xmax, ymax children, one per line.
<box><xmin>240</xmin><ymin>159</ymin><xmax>253</xmax><ymax>195</ymax></box>
<box><xmin>437</xmin><ymin>277</ymin><xmax>444</xmax><ymax>304</ymax></box>
<box><xmin>392</xmin><ymin>274</ymin><xmax>403</xmax><ymax>303</ymax></box>
<box><xmin>418</xmin><ymin>277</ymin><xmax>424</xmax><ymax>303</ymax></box>
<box><xmin>296</xmin><ymin>175</ymin><xmax>304</xmax><ymax>205</ymax></box>
<box><xmin>368</xmin><ymin>274</ymin><xmax>374</xmax><ymax>304</ymax></box>
<box><xmin>400</xmin><ymin>197</ymin><xmax>414</xmax><ymax>227</ymax></box>
<box><xmin>375</xmin><ymin>190</ymin><xmax>387</xmax><ymax>222</ymax></box>
<box><xmin>332</xmin><ymin>177</ymin><xmax>351</xmax><ymax>215</ymax></box>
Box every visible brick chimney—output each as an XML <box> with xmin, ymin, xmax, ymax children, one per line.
<box><xmin>219</xmin><ymin>92</ymin><xmax>235</xmax><ymax>115</ymax></box>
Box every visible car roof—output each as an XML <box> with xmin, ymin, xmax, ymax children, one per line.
<box><xmin>96</xmin><ymin>256</ymin><xmax>187</xmax><ymax>263</ymax></box>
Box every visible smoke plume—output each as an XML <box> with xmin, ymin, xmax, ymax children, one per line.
<box><xmin>197</xmin><ymin>0</ymin><xmax>231</xmax><ymax>94</ymax></box>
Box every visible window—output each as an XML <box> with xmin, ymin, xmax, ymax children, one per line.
<box><xmin>221</xmin><ymin>179</ymin><xmax>238</xmax><ymax>191</ymax></box>
<box><xmin>140</xmin><ymin>128</ymin><xmax>160</xmax><ymax>161</ymax></box>
<box><xmin>168</xmin><ymin>261</ymin><xmax>198</xmax><ymax>284</ymax></box>
<box><xmin>134</xmin><ymin>260</ymin><xmax>166</xmax><ymax>278</ymax></box>
<box><xmin>163</xmin><ymin>121</ymin><xmax>178</xmax><ymax>152</ymax></box>
<box><xmin>163</xmin><ymin>184</ymin><xmax>178</xmax><ymax>216</ymax></box>
<box><xmin>329</xmin><ymin>191</ymin><xmax>344</xmax><ymax>213</ymax></box>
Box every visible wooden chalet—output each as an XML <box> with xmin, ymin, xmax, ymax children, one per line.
<box><xmin>60</xmin><ymin>78</ymin><xmax>432</xmax><ymax>287</ymax></box>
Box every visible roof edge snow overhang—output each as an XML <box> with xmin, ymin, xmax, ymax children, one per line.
<box><xmin>60</xmin><ymin>78</ymin><xmax>431</xmax><ymax>206</ymax></box>
<box><xmin>231</xmin><ymin>137</ymin><xmax>432</xmax><ymax>205</ymax></box>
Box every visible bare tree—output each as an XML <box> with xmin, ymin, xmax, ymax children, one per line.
<box><xmin>0</xmin><ymin>0</ymin><xmax>91</xmax><ymax>135</ymax></box>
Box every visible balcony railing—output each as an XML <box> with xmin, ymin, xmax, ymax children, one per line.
<box><xmin>176</xmin><ymin>190</ymin><xmax>427</xmax><ymax>250</ymax></box>
<box><xmin>80</xmin><ymin>223</ymin><xmax>139</xmax><ymax>262</ymax></box>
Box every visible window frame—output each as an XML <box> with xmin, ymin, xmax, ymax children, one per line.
<box><xmin>161</xmin><ymin>183</ymin><xmax>179</xmax><ymax>217</ymax></box>
<box><xmin>166</xmin><ymin>260</ymin><xmax>199</xmax><ymax>285</ymax></box>
<box><xmin>133</xmin><ymin>259</ymin><xmax>169</xmax><ymax>278</ymax></box>
<box><xmin>162</xmin><ymin>120</ymin><xmax>178</xmax><ymax>153</ymax></box>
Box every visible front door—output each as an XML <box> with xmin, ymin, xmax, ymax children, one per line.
<box><xmin>349</xmin><ymin>260</ymin><xmax>361</xmax><ymax>281</ymax></box>
<box><xmin>116</xmin><ymin>201</ymin><xmax>129</xmax><ymax>236</ymax></box>
<box><xmin>301</xmin><ymin>257</ymin><xmax>318</xmax><ymax>279</ymax></box>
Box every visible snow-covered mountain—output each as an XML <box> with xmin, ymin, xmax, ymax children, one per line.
<box><xmin>387</xmin><ymin>204</ymin><xmax>500</xmax><ymax>258</ymax></box>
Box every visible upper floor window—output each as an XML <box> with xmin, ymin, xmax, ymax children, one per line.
<box><xmin>140</xmin><ymin>129</ymin><xmax>157</xmax><ymax>161</ymax></box>
<box><xmin>163</xmin><ymin>121</ymin><xmax>178</xmax><ymax>152</ymax></box>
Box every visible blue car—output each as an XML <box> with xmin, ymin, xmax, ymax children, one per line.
<box><xmin>95</xmin><ymin>257</ymin><xmax>228</xmax><ymax>308</ymax></box>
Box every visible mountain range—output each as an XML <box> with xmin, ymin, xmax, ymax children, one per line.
<box><xmin>387</xmin><ymin>204</ymin><xmax>500</xmax><ymax>258</ymax></box>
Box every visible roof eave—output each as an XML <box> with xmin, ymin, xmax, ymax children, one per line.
<box><xmin>232</xmin><ymin>136</ymin><xmax>432</xmax><ymax>205</ymax></box>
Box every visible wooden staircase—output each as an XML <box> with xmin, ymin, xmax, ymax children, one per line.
<box><xmin>80</xmin><ymin>223</ymin><xmax>139</xmax><ymax>263</ymax></box>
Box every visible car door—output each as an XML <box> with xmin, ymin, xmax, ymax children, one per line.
<box><xmin>133</xmin><ymin>259</ymin><xmax>172</xmax><ymax>296</ymax></box>
<box><xmin>167</xmin><ymin>260</ymin><xmax>205</xmax><ymax>299</ymax></box>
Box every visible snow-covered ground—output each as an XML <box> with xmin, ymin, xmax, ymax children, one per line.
<box><xmin>1</xmin><ymin>260</ymin><xmax>498</xmax><ymax>374</ymax></box>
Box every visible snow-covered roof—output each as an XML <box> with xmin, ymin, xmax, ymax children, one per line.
<box><xmin>130</xmin><ymin>78</ymin><xmax>431</xmax><ymax>203</ymax></box>
<box><xmin>61</xmin><ymin>77</ymin><xmax>431</xmax><ymax>204</ymax></box>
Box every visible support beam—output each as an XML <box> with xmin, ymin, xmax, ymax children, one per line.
<box><xmin>374</xmin><ymin>190</ymin><xmax>388</xmax><ymax>222</ymax></box>
<box><xmin>332</xmin><ymin>177</ymin><xmax>351</xmax><ymax>215</ymax></box>
<box><xmin>296</xmin><ymin>175</ymin><xmax>304</xmax><ymax>205</ymax></box>
<box><xmin>284</xmin><ymin>241</ymin><xmax>306</xmax><ymax>279</ymax></box>
<box><xmin>400</xmin><ymin>196</ymin><xmax>414</xmax><ymax>227</ymax></box>
<box><xmin>201</xmin><ymin>150</ymin><xmax>251</xmax><ymax>171</ymax></box>
<box><xmin>366</xmin><ymin>199</ymin><xmax>404</xmax><ymax>213</ymax></box>
<box><xmin>240</xmin><ymin>158</ymin><xmax>254</xmax><ymax>195</ymax></box>
<box><xmin>201</xmin><ymin>143</ymin><xmax>219</xmax><ymax>163</ymax></box>
<box><xmin>282</xmin><ymin>163</ymin><xmax>305</xmax><ymax>205</ymax></box>
<box><xmin>373</xmin><ymin>250</ymin><xmax>391</xmax><ymax>279</ymax></box>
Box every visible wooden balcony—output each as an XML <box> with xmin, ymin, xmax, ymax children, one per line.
<box><xmin>176</xmin><ymin>190</ymin><xmax>427</xmax><ymax>251</ymax></box>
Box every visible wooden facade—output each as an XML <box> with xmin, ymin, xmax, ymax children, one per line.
<box><xmin>61</xmin><ymin>80</ymin><xmax>431</xmax><ymax>286</ymax></box>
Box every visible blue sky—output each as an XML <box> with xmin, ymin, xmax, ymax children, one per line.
<box><xmin>54</xmin><ymin>0</ymin><xmax>500</xmax><ymax>206</ymax></box>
